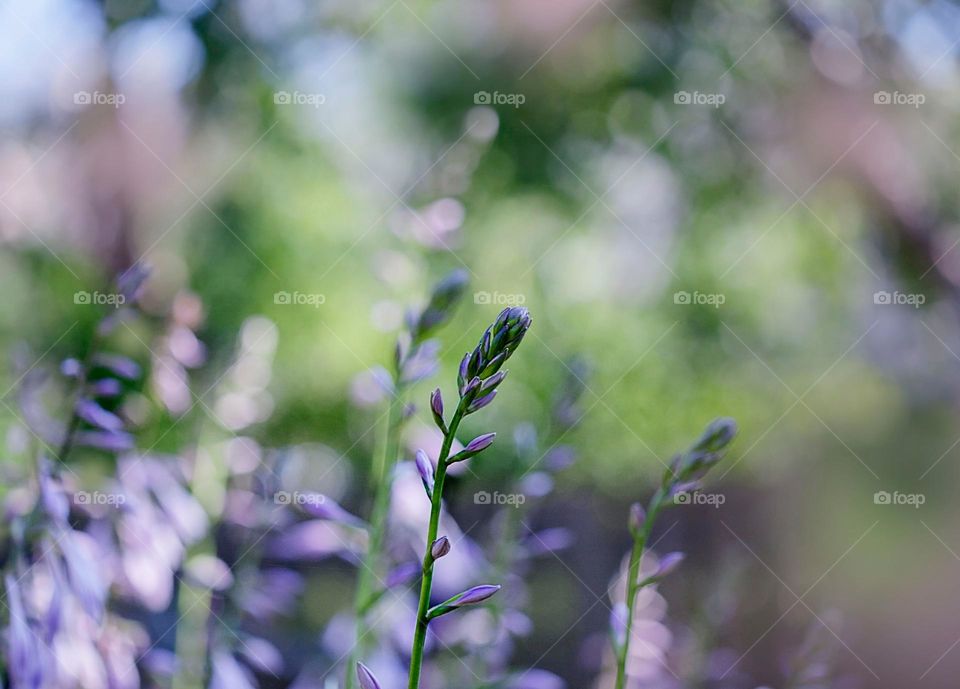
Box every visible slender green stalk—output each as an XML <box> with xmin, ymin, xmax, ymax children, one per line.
<box><xmin>345</xmin><ymin>387</ymin><xmax>405</xmax><ymax>689</ymax></box>
<box><xmin>615</xmin><ymin>489</ymin><xmax>664</xmax><ymax>689</ymax></box>
<box><xmin>407</xmin><ymin>400</ymin><xmax>466</xmax><ymax>689</ymax></box>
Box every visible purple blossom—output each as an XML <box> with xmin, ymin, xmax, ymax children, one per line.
<box><xmin>5</xmin><ymin>574</ymin><xmax>43</xmax><ymax>689</ymax></box>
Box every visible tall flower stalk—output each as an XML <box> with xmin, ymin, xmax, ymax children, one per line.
<box><xmin>387</xmin><ymin>306</ymin><xmax>533</xmax><ymax>689</ymax></box>
<box><xmin>345</xmin><ymin>270</ymin><xmax>468</xmax><ymax>689</ymax></box>
<box><xmin>612</xmin><ymin>418</ymin><xmax>738</xmax><ymax>689</ymax></box>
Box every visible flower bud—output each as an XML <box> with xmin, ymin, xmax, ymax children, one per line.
<box><xmin>450</xmin><ymin>432</ymin><xmax>496</xmax><ymax>463</ymax></box>
<box><xmin>430</xmin><ymin>388</ymin><xmax>445</xmax><ymax>431</ymax></box>
<box><xmin>415</xmin><ymin>450</ymin><xmax>435</xmax><ymax>496</ymax></box>
<box><xmin>431</xmin><ymin>536</ymin><xmax>451</xmax><ymax>560</ymax></box>
<box><xmin>427</xmin><ymin>584</ymin><xmax>501</xmax><ymax>619</ymax></box>
<box><xmin>356</xmin><ymin>662</ymin><xmax>382</xmax><ymax>689</ymax></box>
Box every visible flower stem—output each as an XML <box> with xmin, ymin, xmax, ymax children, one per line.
<box><xmin>407</xmin><ymin>400</ymin><xmax>466</xmax><ymax>689</ymax></box>
<box><xmin>346</xmin><ymin>387</ymin><xmax>405</xmax><ymax>689</ymax></box>
<box><xmin>614</xmin><ymin>488</ymin><xmax>664</xmax><ymax>689</ymax></box>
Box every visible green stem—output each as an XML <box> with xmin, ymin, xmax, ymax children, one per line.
<box><xmin>346</xmin><ymin>387</ymin><xmax>406</xmax><ymax>689</ymax></box>
<box><xmin>407</xmin><ymin>400</ymin><xmax>466</xmax><ymax>689</ymax></box>
<box><xmin>614</xmin><ymin>488</ymin><xmax>665</xmax><ymax>689</ymax></box>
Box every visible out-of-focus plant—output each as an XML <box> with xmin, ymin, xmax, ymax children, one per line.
<box><xmin>610</xmin><ymin>418</ymin><xmax>738</xmax><ymax>689</ymax></box>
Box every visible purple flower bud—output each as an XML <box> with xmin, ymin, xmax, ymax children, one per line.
<box><xmin>431</xmin><ymin>536</ymin><xmax>451</xmax><ymax>560</ymax></box>
<box><xmin>450</xmin><ymin>583</ymin><xmax>500</xmax><ymax>607</ymax></box>
<box><xmin>465</xmin><ymin>432</ymin><xmax>496</xmax><ymax>454</ymax></box>
<box><xmin>628</xmin><ymin>503</ymin><xmax>645</xmax><ymax>534</ymax></box>
<box><xmin>356</xmin><ymin>662</ymin><xmax>382</xmax><ymax>689</ymax></box>
<box><xmin>430</xmin><ymin>388</ymin><xmax>445</xmax><ymax>430</ymax></box>
<box><xmin>653</xmin><ymin>551</ymin><xmax>685</xmax><ymax>579</ymax></box>
<box><xmin>415</xmin><ymin>450</ymin><xmax>435</xmax><ymax>496</ymax></box>
<box><xmin>462</xmin><ymin>376</ymin><xmax>482</xmax><ymax>400</ymax></box>
<box><xmin>428</xmin><ymin>584</ymin><xmax>501</xmax><ymax>619</ymax></box>
<box><xmin>457</xmin><ymin>353</ymin><xmax>471</xmax><ymax>391</ymax></box>
<box><xmin>75</xmin><ymin>399</ymin><xmax>125</xmax><ymax>432</ymax></box>
<box><xmin>467</xmin><ymin>389</ymin><xmax>497</xmax><ymax>413</ymax></box>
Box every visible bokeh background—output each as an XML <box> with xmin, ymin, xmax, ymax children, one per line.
<box><xmin>2</xmin><ymin>0</ymin><xmax>960</xmax><ymax>687</ymax></box>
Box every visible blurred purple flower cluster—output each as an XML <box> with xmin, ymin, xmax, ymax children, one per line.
<box><xmin>0</xmin><ymin>266</ymin><xmax>843</xmax><ymax>689</ymax></box>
